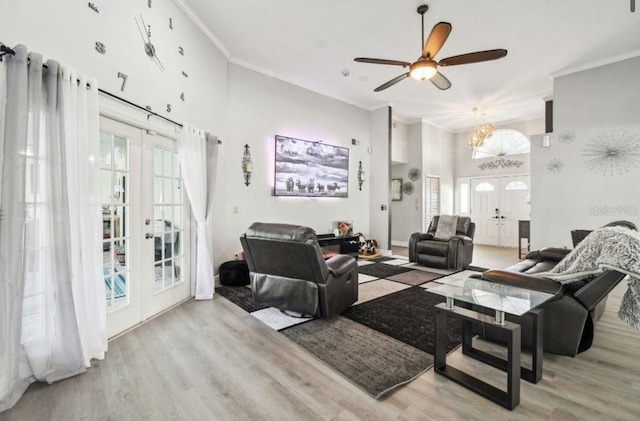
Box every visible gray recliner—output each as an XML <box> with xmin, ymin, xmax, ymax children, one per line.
<box><xmin>239</xmin><ymin>222</ymin><xmax>359</xmax><ymax>317</ymax></box>
<box><xmin>409</xmin><ymin>216</ymin><xmax>475</xmax><ymax>269</ymax></box>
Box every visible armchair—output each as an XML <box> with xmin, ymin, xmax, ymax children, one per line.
<box><xmin>239</xmin><ymin>222</ymin><xmax>358</xmax><ymax>317</ymax></box>
<box><xmin>409</xmin><ymin>215</ymin><xmax>475</xmax><ymax>269</ymax></box>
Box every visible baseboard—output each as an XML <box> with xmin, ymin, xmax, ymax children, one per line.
<box><xmin>391</xmin><ymin>240</ymin><xmax>409</xmax><ymax>248</ymax></box>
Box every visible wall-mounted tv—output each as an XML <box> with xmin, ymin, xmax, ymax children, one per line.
<box><xmin>274</xmin><ymin>135</ymin><xmax>349</xmax><ymax>197</ymax></box>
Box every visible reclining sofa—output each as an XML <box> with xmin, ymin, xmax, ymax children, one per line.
<box><xmin>472</xmin><ymin>220</ymin><xmax>637</xmax><ymax>356</ymax></box>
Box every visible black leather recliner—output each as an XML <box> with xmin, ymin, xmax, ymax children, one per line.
<box><xmin>472</xmin><ymin>220</ymin><xmax>637</xmax><ymax>356</ymax></box>
<box><xmin>409</xmin><ymin>216</ymin><xmax>475</xmax><ymax>269</ymax></box>
<box><xmin>239</xmin><ymin>222</ymin><xmax>358</xmax><ymax>317</ymax></box>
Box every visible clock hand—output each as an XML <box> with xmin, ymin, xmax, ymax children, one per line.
<box><xmin>153</xmin><ymin>54</ymin><xmax>165</xmax><ymax>72</ymax></box>
<box><xmin>135</xmin><ymin>15</ymin><xmax>149</xmax><ymax>45</ymax></box>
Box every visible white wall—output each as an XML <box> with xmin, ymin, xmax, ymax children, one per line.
<box><xmin>423</xmin><ymin>121</ymin><xmax>456</xmax><ymax>218</ymax></box>
<box><xmin>391</xmin><ymin>120</ymin><xmax>409</xmax><ymax>164</ymax></box>
<box><xmin>369</xmin><ymin>107</ymin><xmax>391</xmax><ymax>251</ymax></box>
<box><xmin>391</xmin><ymin>122</ymin><xmax>422</xmax><ymax>245</ymax></box>
<box><xmin>530</xmin><ymin>56</ymin><xmax>640</xmax><ymax>249</ymax></box>
<box><xmin>2</xmin><ymin>0</ymin><xmax>228</xmax><ymax>133</ymax></box>
<box><xmin>221</xmin><ymin>64</ymin><xmax>372</xmax><ymax>260</ymax></box>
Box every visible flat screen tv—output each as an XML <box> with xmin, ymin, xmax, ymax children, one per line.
<box><xmin>274</xmin><ymin>135</ymin><xmax>349</xmax><ymax>197</ymax></box>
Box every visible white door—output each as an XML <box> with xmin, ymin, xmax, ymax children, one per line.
<box><xmin>471</xmin><ymin>176</ymin><xmax>530</xmax><ymax>247</ymax></box>
<box><xmin>100</xmin><ymin>117</ymin><xmax>191</xmax><ymax>337</ymax></box>
<box><xmin>470</xmin><ymin>178</ymin><xmax>500</xmax><ymax>245</ymax></box>
<box><xmin>498</xmin><ymin>176</ymin><xmax>530</xmax><ymax>247</ymax></box>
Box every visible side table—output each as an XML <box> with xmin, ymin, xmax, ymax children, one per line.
<box><xmin>428</xmin><ymin>278</ymin><xmax>553</xmax><ymax>410</ymax></box>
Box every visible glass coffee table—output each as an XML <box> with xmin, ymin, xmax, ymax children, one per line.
<box><xmin>427</xmin><ymin>277</ymin><xmax>554</xmax><ymax>410</ymax></box>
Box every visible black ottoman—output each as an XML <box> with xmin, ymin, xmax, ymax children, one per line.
<box><xmin>219</xmin><ymin>260</ymin><xmax>250</xmax><ymax>286</ymax></box>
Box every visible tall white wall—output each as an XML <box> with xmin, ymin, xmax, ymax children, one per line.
<box><xmin>391</xmin><ymin>122</ymin><xmax>422</xmax><ymax>245</ymax></box>
<box><xmin>1</xmin><ymin>0</ymin><xmax>228</xmax><ymax>133</ymax></box>
<box><xmin>222</xmin><ymin>64</ymin><xmax>372</xmax><ymax>259</ymax></box>
<box><xmin>369</xmin><ymin>107</ymin><xmax>391</xmax><ymax>251</ymax></box>
<box><xmin>423</xmin><ymin>121</ymin><xmax>455</xmax><ymax>219</ymax></box>
<box><xmin>530</xmin><ymin>57</ymin><xmax>640</xmax><ymax>249</ymax></box>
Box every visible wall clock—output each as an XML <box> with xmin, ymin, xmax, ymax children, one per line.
<box><xmin>135</xmin><ymin>13</ymin><xmax>165</xmax><ymax>71</ymax></box>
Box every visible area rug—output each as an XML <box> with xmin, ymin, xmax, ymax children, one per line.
<box><xmin>281</xmin><ymin>316</ymin><xmax>433</xmax><ymax>399</ymax></box>
<box><xmin>357</xmin><ymin>262</ymin><xmax>414</xmax><ymax>279</ymax></box>
<box><xmin>215</xmin><ymin>281</ymin><xmax>463</xmax><ymax>399</ymax></box>
<box><xmin>343</xmin><ymin>286</ymin><xmax>462</xmax><ymax>354</ymax></box>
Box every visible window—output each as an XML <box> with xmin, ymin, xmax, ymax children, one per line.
<box><xmin>472</xmin><ymin>129</ymin><xmax>530</xmax><ymax>159</ymax></box>
<box><xmin>424</xmin><ymin>176</ymin><xmax>440</xmax><ymax>230</ymax></box>
<box><xmin>505</xmin><ymin>180</ymin><xmax>528</xmax><ymax>190</ymax></box>
<box><xmin>475</xmin><ymin>182</ymin><xmax>495</xmax><ymax>192</ymax></box>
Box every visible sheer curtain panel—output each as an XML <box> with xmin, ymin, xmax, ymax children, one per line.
<box><xmin>0</xmin><ymin>45</ymin><xmax>106</xmax><ymax>412</ymax></box>
<box><xmin>178</xmin><ymin>124</ymin><xmax>216</xmax><ymax>299</ymax></box>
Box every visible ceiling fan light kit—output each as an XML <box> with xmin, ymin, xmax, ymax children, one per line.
<box><xmin>354</xmin><ymin>4</ymin><xmax>507</xmax><ymax>92</ymax></box>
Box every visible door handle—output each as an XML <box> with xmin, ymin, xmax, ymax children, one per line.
<box><xmin>145</xmin><ymin>233</ymin><xmax>154</xmax><ymax>239</ymax></box>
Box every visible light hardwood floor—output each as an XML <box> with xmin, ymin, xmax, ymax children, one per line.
<box><xmin>3</xmin><ymin>248</ymin><xmax>640</xmax><ymax>420</ymax></box>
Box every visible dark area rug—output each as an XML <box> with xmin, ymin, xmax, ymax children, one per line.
<box><xmin>343</xmin><ymin>286</ymin><xmax>462</xmax><ymax>354</ymax></box>
<box><xmin>281</xmin><ymin>317</ymin><xmax>432</xmax><ymax>399</ymax></box>
<box><xmin>216</xmin><ymin>285</ymin><xmax>267</xmax><ymax>313</ymax></box>
<box><xmin>357</xmin><ymin>262</ymin><xmax>414</xmax><ymax>279</ymax></box>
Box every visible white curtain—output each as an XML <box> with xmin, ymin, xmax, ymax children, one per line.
<box><xmin>0</xmin><ymin>45</ymin><xmax>106</xmax><ymax>411</ymax></box>
<box><xmin>177</xmin><ymin>124</ymin><xmax>216</xmax><ymax>300</ymax></box>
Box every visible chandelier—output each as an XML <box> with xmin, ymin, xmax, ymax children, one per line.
<box><xmin>466</xmin><ymin>108</ymin><xmax>493</xmax><ymax>149</ymax></box>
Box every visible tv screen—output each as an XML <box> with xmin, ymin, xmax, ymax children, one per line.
<box><xmin>274</xmin><ymin>135</ymin><xmax>349</xmax><ymax>197</ymax></box>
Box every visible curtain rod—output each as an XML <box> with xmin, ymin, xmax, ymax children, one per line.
<box><xmin>1</xmin><ymin>44</ymin><xmax>222</xmax><ymax>144</ymax></box>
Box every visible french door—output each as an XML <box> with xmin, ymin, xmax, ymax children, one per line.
<box><xmin>471</xmin><ymin>175</ymin><xmax>530</xmax><ymax>247</ymax></box>
<box><xmin>100</xmin><ymin>117</ymin><xmax>191</xmax><ymax>338</ymax></box>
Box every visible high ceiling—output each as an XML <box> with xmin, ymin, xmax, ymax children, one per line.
<box><xmin>180</xmin><ymin>0</ymin><xmax>639</xmax><ymax>132</ymax></box>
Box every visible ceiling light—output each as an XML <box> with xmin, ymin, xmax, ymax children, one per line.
<box><xmin>409</xmin><ymin>59</ymin><xmax>437</xmax><ymax>81</ymax></box>
<box><xmin>466</xmin><ymin>108</ymin><xmax>494</xmax><ymax>149</ymax></box>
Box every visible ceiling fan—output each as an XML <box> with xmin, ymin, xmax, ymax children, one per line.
<box><xmin>354</xmin><ymin>4</ymin><xmax>507</xmax><ymax>92</ymax></box>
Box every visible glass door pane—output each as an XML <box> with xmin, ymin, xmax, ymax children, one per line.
<box><xmin>100</xmin><ymin>132</ymin><xmax>131</xmax><ymax>312</ymax></box>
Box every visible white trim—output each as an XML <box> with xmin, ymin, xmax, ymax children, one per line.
<box><xmin>172</xmin><ymin>0</ymin><xmax>231</xmax><ymax>59</ymax></box>
<box><xmin>99</xmin><ymin>94</ymin><xmax>177</xmax><ymax>140</ymax></box>
<box><xmin>551</xmin><ymin>50</ymin><xmax>640</xmax><ymax>78</ymax></box>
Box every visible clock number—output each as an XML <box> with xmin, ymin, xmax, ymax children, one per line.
<box><xmin>169</xmin><ymin>18</ymin><xmax>173</xmax><ymax>29</ymax></box>
<box><xmin>148</xmin><ymin>0</ymin><xmax>152</xmax><ymax>8</ymax></box>
<box><xmin>182</xmin><ymin>71</ymin><xmax>189</xmax><ymax>78</ymax></box>
<box><xmin>167</xmin><ymin>104</ymin><xmax>172</xmax><ymax>113</ymax></box>
<box><xmin>95</xmin><ymin>42</ymin><xmax>106</xmax><ymax>54</ymax></box>
<box><xmin>145</xmin><ymin>105</ymin><xmax>153</xmax><ymax>112</ymax></box>
<box><xmin>117</xmin><ymin>72</ymin><xmax>128</xmax><ymax>91</ymax></box>
<box><xmin>178</xmin><ymin>46</ymin><xmax>184</xmax><ymax>56</ymax></box>
<box><xmin>180</xmin><ymin>92</ymin><xmax>185</xmax><ymax>102</ymax></box>
<box><xmin>88</xmin><ymin>2</ymin><xmax>100</xmax><ymax>13</ymax></box>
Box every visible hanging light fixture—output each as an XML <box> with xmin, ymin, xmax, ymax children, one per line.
<box><xmin>466</xmin><ymin>107</ymin><xmax>493</xmax><ymax>149</ymax></box>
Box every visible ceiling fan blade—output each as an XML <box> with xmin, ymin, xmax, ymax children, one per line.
<box><xmin>430</xmin><ymin>71</ymin><xmax>451</xmax><ymax>90</ymax></box>
<box><xmin>439</xmin><ymin>49</ymin><xmax>508</xmax><ymax>66</ymax></box>
<box><xmin>374</xmin><ymin>73</ymin><xmax>410</xmax><ymax>92</ymax></box>
<box><xmin>422</xmin><ymin>22</ymin><xmax>452</xmax><ymax>59</ymax></box>
<box><xmin>354</xmin><ymin>57</ymin><xmax>411</xmax><ymax>67</ymax></box>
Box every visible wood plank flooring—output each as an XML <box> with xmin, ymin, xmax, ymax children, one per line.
<box><xmin>3</xmin><ymin>249</ymin><xmax>640</xmax><ymax>420</ymax></box>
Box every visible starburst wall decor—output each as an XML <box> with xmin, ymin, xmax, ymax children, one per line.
<box><xmin>546</xmin><ymin>158</ymin><xmax>565</xmax><ymax>173</ymax></box>
<box><xmin>582</xmin><ymin>130</ymin><xmax>640</xmax><ymax>176</ymax></box>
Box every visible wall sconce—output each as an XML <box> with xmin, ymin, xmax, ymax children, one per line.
<box><xmin>357</xmin><ymin>161</ymin><xmax>365</xmax><ymax>191</ymax></box>
<box><xmin>241</xmin><ymin>144</ymin><xmax>253</xmax><ymax>186</ymax></box>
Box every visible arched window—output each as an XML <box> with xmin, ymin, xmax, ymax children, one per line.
<box><xmin>504</xmin><ymin>180</ymin><xmax>528</xmax><ymax>190</ymax></box>
<box><xmin>472</xmin><ymin>129</ymin><xmax>530</xmax><ymax>159</ymax></box>
<box><xmin>474</xmin><ymin>182</ymin><xmax>495</xmax><ymax>192</ymax></box>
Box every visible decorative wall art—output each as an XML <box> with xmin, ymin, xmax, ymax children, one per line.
<box><xmin>274</xmin><ymin>135</ymin><xmax>349</xmax><ymax>197</ymax></box>
<box><xmin>391</xmin><ymin>178</ymin><xmax>403</xmax><ymax>201</ymax></box>
<box><xmin>558</xmin><ymin>131</ymin><xmax>576</xmax><ymax>144</ymax></box>
<box><xmin>546</xmin><ymin>158</ymin><xmax>565</xmax><ymax>173</ymax></box>
<box><xmin>478</xmin><ymin>158</ymin><xmax>524</xmax><ymax>170</ymax></box>
<box><xmin>582</xmin><ymin>129</ymin><xmax>640</xmax><ymax>176</ymax></box>
<box><xmin>408</xmin><ymin>167</ymin><xmax>420</xmax><ymax>181</ymax></box>
<box><xmin>402</xmin><ymin>181</ymin><xmax>414</xmax><ymax>195</ymax></box>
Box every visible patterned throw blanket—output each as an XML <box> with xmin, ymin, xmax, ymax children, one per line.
<box><xmin>539</xmin><ymin>226</ymin><xmax>640</xmax><ymax>330</ymax></box>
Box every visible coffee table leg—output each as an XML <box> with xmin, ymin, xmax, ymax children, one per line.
<box><xmin>435</xmin><ymin>304</ymin><xmax>521</xmax><ymax>410</ymax></box>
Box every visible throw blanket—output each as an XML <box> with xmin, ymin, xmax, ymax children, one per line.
<box><xmin>434</xmin><ymin>215</ymin><xmax>458</xmax><ymax>240</ymax></box>
<box><xmin>539</xmin><ymin>226</ymin><xmax>640</xmax><ymax>330</ymax></box>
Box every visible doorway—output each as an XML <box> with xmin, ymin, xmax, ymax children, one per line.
<box><xmin>470</xmin><ymin>175</ymin><xmax>530</xmax><ymax>247</ymax></box>
<box><xmin>100</xmin><ymin>117</ymin><xmax>191</xmax><ymax>338</ymax></box>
